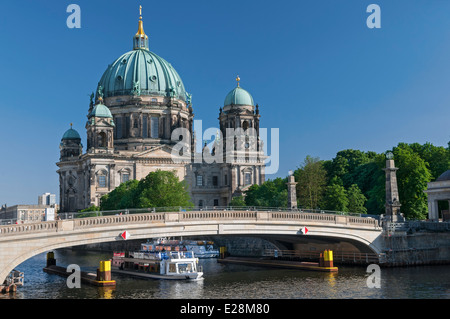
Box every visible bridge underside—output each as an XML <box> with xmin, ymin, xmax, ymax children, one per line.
<box><xmin>263</xmin><ymin>234</ymin><xmax>378</xmax><ymax>254</ymax></box>
<box><xmin>177</xmin><ymin>233</ymin><xmax>380</xmax><ymax>255</ymax></box>
<box><xmin>68</xmin><ymin>232</ymin><xmax>379</xmax><ymax>255</ymax></box>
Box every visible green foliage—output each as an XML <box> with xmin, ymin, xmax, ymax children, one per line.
<box><xmin>77</xmin><ymin>205</ymin><xmax>101</xmax><ymax>217</ymax></box>
<box><xmin>323</xmin><ymin>184</ymin><xmax>348</xmax><ymax>212</ymax></box>
<box><xmin>100</xmin><ymin>180</ymin><xmax>139</xmax><ymax>211</ymax></box>
<box><xmin>229</xmin><ymin>196</ymin><xmax>246</xmax><ymax>207</ymax></box>
<box><xmin>407</xmin><ymin>142</ymin><xmax>450</xmax><ymax>180</ymax></box>
<box><xmin>80</xmin><ymin>205</ymin><xmax>100</xmax><ymax>212</ymax></box>
<box><xmin>100</xmin><ymin>170</ymin><xmax>192</xmax><ymax>210</ymax></box>
<box><xmin>244</xmin><ymin>178</ymin><xmax>288</xmax><ymax>207</ymax></box>
<box><xmin>135</xmin><ymin>170</ymin><xmax>192</xmax><ymax>208</ymax></box>
<box><xmin>293</xmin><ymin>142</ymin><xmax>448</xmax><ymax>219</ymax></box>
<box><xmin>392</xmin><ymin>144</ymin><xmax>432</xmax><ymax>220</ymax></box>
<box><xmin>346</xmin><ymin>184</ymin><xmax>367</xmax><ymax>214</ymax></box>
<box><xmin>294</xmin><ymin>156</ymin><xmax>327</xmax><ymax>209</ymax></box>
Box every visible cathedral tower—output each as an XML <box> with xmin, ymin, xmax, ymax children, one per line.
<box><xmin>86</xmin><ymin>98</ymin><xmax>115</xmax><ymax>154</ymax></box>
<box><xmin>59</xmin><ymin>124</ymin><xmax>82</xmax><ymax>160</ymax></box>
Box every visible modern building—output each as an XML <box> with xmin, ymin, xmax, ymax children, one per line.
<box><xmin>38</xmin><ymin>193</ymin><xmax>56</xmax><ymax>206</ymax></box>
<box><xmin>0</xmin><ymin>205</ymin><xmax>56</xmax><ymax>224</ymax></box>
<box><xmin>56</xmin><ymin>8</ymin><xmax>266</xmax><ymax>212</ymax></box>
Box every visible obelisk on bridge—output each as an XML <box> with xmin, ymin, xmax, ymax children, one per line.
<box><xmin>384</xmin><ymin>152</ymin><xmax>403</xmax><ymax>222</ymax></box>
<box><xmin>287</xmin><ymin>170</ymin><xmax>298</xmax><ymax>210</ymax></box>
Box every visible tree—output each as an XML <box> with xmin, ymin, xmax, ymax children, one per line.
<box><xmin>244</xmin><ymin>178</ymin><xmax>288</xmax><ymax>207</ymax></box>
<box><xmin>294</xmin><ymin>156</ymin><xmax>327</xmax><ymax>209</ymax></box>
<box><xmin>322</xmin><ymin>184</ymin><xmax>348</xmax><ymax>212</ymax></box>
<box><xmin>392</xmin><ymin>144</ymin><xmax>432</xmax><ymax>220</ymax></box>
<box><xmin>100</xmin><ymin>170</ymin><xmax>192</xmax><ymax>210</ymax></box>
<box><xmin>100</xmin><ymin>180</ymin><xmax>139</xmax><ymax>210</ymax></box>
<box><xmin>136</xmin><ymin>170</ymin><xmax>193</xmax><ymax>208</ymax></box>
<box><xmin>77</xmin><ymin>205</ymin><xmax>101</xmax><ymax>217</ymax></box>
<box><xmin>365</xmin><ymin>174</ymin><xmax>385</xmax><ymax>215</ymax></box>
<box><xmin>326</xmin><ymin>149</ymin><xmax>373</xmax><ymax>188</ymax></box>
<box><xmin>229</xmin><ymin>196</ymin><xmax>246</xmax><ymax>207</ymax></box>
<box><xmin>346</xmin><ymin>184</ymin><xmax>367</xmax><ymax>214</ymax></box>
<box><xmin>408</xmin><ymin>142</ymin><xmax>450</xmax><ymax>180</ymax></box>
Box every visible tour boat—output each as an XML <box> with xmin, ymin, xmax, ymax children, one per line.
<box><xmin>111</xmin><ymin>244</ymin><xmax>203</xmax><ymax>280</ymax></box>
<box><xmin>144</xmin><ymin>238</ymin><xmax>219</xmax><ymax>258</ymax></box>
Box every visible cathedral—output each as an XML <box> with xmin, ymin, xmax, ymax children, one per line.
<box><xmin>56</xmin><ymin>8</ymin><xmax>266</xmax><ymax>212</ymax></box>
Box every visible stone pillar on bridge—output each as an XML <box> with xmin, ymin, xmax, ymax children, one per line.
<box><xmin>286</xmin><ymin>171</ymin><xmax>297</xmax><ymax>210</ymax></box>
<box><xmin>384</xmin><ymin>152</ymin><xmax>403</xmax><ymax>222</ymax></box>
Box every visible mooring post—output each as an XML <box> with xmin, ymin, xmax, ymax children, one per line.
<box><xmin>97</xmin><ymin>260</ymin><xmax>111</xmax><ymax>281</ymax></box>
<box><xmin>323</xmin><ymin>250</ymin><xmax>334</xmax><ymax>268</ymax></box>
<box><xmin>219</xmin><ymin>247</ymin><xmax>227</xmax><ymax>259</ymax></box>
<box><xmin>46</xmin><ymin>251</ymin><xmax>56</xmax><ymax>267</ymax></box>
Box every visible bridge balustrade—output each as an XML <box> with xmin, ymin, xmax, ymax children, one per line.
<box><xmin>0</xmin><ymin>209</ymin><xmax>379</xmax><ymax>237</ymax></box>
<box><xmin>0</xmin><ymin>221</ymin><xmax>58</xmax><ymax>235</ymax></box>
<box><xmin>180</xmin><ymin>211</ymin><xmax>257</xmax><ymax>220</ymax></box>
<box><xmin>73</xmin><ymin>213</ymin><xmax>166</xmax><ymax>229</ymax></box>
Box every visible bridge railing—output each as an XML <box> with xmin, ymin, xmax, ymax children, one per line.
<box><xmin>263</xmin><ymin>249</ymin><xmax>383</xmax><ymax>264</ymax></box>
<box><xmin>58</xmin><ymin>206</ymin><xmax>379</xmax><ymax>220</ymax></box>
<box><xmin>0</xmin><ymin>220</ymin><xmax>58</xmax><ymax>236</ymax></box>
<box><xmin>0</xmin><ymin>208</ymin><xmax>380</xmax><ymax>237</ymax></box>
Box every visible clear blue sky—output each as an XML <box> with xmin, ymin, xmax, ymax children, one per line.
<box><xmin>1</xmin><ymin>0</ymin><xmax>449</xmax><ymax>205</ymax></box>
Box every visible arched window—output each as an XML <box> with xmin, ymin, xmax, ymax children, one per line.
<box><xmin>97</xmin><ymin>170</ymin><xmax>108</xmax><ymax>188</ymax></box>
<box><xmin>242</xmin><ymin>120</ymin><xmax>249</xmax><ymax>131</ymax></box>
<box><xmin>120</xmin><ymin>169</ymin><xmax>131</xmax><ymax>184</ymax></box>
<box><xmin>98</xmin><ymin>132</ymin><xmax>107</xmax><ymax>147</ymax></box>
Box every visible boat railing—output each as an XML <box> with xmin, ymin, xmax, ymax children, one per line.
<box><xmin>130</xmin><ymin>250</ymin><xmax>197</xmax><ymax>260</ymax></box>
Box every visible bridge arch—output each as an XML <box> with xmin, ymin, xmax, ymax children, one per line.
<box><xmin>0</xmin><ymin>210</ymin><xmax>383</xmax><ymax>283</ymax></box>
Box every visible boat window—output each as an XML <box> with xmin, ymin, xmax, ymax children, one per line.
<box><xmin>168</xmin><ymin>263</ymin><xmax>177</xmax><ymax>273</ymax></box>
<box><xmin>178</xmin><ymin>263</ymin><xmax>192</xmax><ymax>273</ymax></box>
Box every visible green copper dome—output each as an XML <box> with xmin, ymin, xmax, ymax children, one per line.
<box><xmin>88</xmin><ymin>102</ymin><xmax>113</xmax><ymax>118</ymax></box>
<box><xmin>224</xmin><ymin>86</ymin><xmax>254</xmax><ymax>107</ymax></box>
<box><xmin>62</xmin><ymin>128</ymin><xmax>81</xmax><ymax>140</ymax></box>
<box><xmin>97</xmin><ymin>49</ymin><xmax>187</xmax><ymax>101</ymax></box>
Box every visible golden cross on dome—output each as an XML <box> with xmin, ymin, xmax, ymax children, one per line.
<box><xmin>70</xmin><ymin>123</ymin><xmax>73</xmax><ymax>128</ymax></box>
<box><xmin>236</xmin><ymin>75</ymin><xmax>240</xmax><ymax>87</ymax></box>
<box><xmin>139</xmin><ymin>5</ymin><xmax>142</xmax><ymax>17</ymax></box>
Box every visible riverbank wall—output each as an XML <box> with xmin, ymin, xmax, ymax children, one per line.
<box><xmin>382</xmin><ymin>231</ymin><xmax>450</xmax><ymax>266</ymax></box>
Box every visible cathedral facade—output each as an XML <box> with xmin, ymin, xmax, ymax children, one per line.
<box><xmin>56</xmin><ymin>10</ymin><xmax>266</xmax><ymax>212</ymax></box>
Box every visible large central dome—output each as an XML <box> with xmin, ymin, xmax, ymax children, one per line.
<box><xmin>96</xmin><ymin>7</ymin><xmax>186</xmax><ymax>102</ymax></box>
<box><xmin>97</xmin><ymin>49</ymin><xmax>186</xmax><ymax>101</ymax></box>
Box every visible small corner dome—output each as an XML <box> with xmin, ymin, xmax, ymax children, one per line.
<box><xmin>89</xmin><ymin>103</ymin><xmax>113</xmax><ymax>119</ymax></box>
<box><xmin>224</xmin><ymin>86</ymin><xmax>254</xmax><ymax>107</ymax></box>
<box><xmin>436</xmin><ymin>170</ymin><xmax>450</xmax><ymax>182</ymax></box>
<box><xmin>62</xmin><ymin>128</ymin><xmax>81</xmax><ymax>140</ymax></box>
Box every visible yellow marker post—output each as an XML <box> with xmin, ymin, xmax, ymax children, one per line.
<box><xmin>97</xmin><ymin>260</ymin><xmax>112</xmax><ymax>281</ymax></box>
<box><xmin>220</xmin><ymin>247</ymin><xmax>227</xmax><ymax>259</ymax></box>
<box><xmin>46</xmin><ymin>251</ymin><xmax>56</xmax><ymax>267</ymax></box>
<box><xmin>323</xmin><ymin>250</ymin><xmax>334</xmax><ymax>267</ymax></box>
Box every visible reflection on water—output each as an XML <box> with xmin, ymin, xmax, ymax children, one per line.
<box><xmin>1</xmin><ymin>249</ymin><xmax>449</xmax><ymax>299</ymax></box>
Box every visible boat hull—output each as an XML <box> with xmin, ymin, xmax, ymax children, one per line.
<box><xmin>111</xmin><ymin>267</ymin><xmax>203</xmax><ymax>280</ymax></box>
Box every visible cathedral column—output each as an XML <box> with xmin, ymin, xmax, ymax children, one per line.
<box><xmin>109</xmin><ymin>164</ymin><xmax>116</xmax><ymax>189</ymax></box>
<box><xmin>428</xmin><ymin>199</ymin><xmax>439</xmax><ymax>221</ymax></box>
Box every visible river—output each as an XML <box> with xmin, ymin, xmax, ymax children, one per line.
<box><xmin>1</xmin><ymin>249</ymin><xmax>449</xmax><ymax>300</ymax></box>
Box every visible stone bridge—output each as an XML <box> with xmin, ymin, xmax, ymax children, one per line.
<box><xmin>0</xmin><ymin>210</ymin><xmax>382</xmax><ymax>283</ymax></box>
